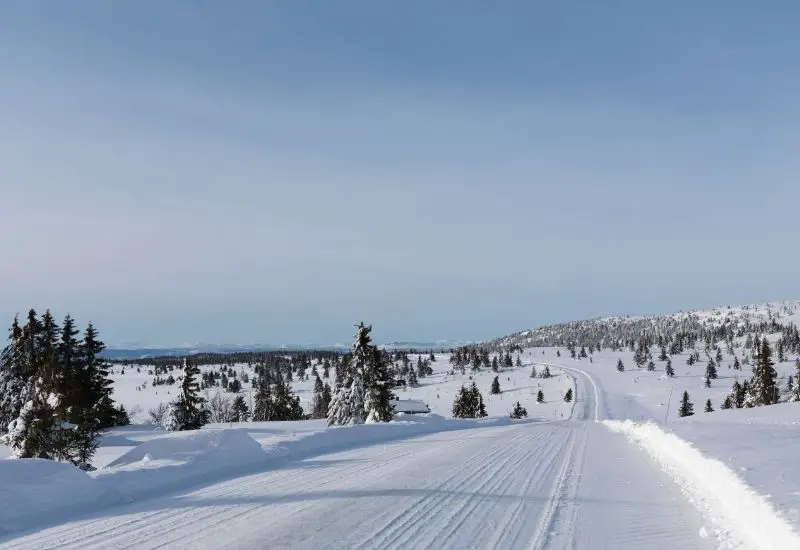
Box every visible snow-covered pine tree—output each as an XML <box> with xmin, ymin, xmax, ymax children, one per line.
<box><xmin>733</xmin><ymin>355</ymin><xmax>741</xmax><ymax>371</ymax></box>
<box><xmin>659</xmin><ymin>346</ymin><xmax>668</xmax><ymax>361</ymax></box>
<box><xmin>746</xmin><ymin>338</ymin><xmax>778</xmax><ymax>406</ymax></box>
<box><xmin>705</xmin><ymin>358</ymin><xmax>718</xmax><ymax>380</ymax></box>
<box><xmin>0</xmin><ymin>316</ymin><xmax>29</xmax><ymax>434</ymax></box>
<box><xmin>252</xmin><ymin>372</ymin><xmax>275</xmax><ymax>421</ymax></box>
<box><xmin>704</xmin><ymin>399</ymin><xmax>713</xmax><ymax>413</ymax></box>
<box><xmin>164</xmin><ymin>358</ymin><xmax>210</xmax><ymax>430</ymax></box>
<box><xmin>364</xmin><ymin>345</ymin><xmax>394</xmax><ymax>424</ymax></box>
<box><xmin>665</xmin><ymin>358</ymin><xmax>674</xmax><ymax>377</ymax></box>
<box><xmin>452</xmin><ymin>386</ymin><xmax>467</xmax><ymax>418</ymax></box>
<box><xmin>616</xmin><ymin>359</ymin><xmax>625</xmax><ymax>372</ymax></box>
<box><xmin>678</xmin><ymin>391</ymin><xmax>694</xmax><ymax>417</ymax></box>
<box><xmin>490</xmin><ymin>376</ymin><xmax>501</xmax><ymax>395</ymax></box>
<box><xmin>530</xmin><ymin>365</ymin><xmax>537</xmax><ymax>378</ymax></box>
<box><xmin>647</xmin><ymin>361</ymin><xmax>655</xmax><ymax>372</ymax></box>
<box><xmin>312</xmin><ymin>375</ymin><xmax>326</xmax><ymax>418</ymax></box>
<box><xmin>541</xmin><ymin>366</ymin><xmax>551</xmax><ymax>378</ymax></box>
<box><xmin>564</xmin><ymin>388</ymin><xmax>573</xmax><ymax>402</ymax></box>
<box><xmin>405</xmin><ymin>364</ymin><xmax>418</xmax><ymax>387</ymax></box>
<box><xmin>792</xmin><ymin>359</ymin><xmax>800</xmax><ymax>401</ymax></box>
<box><xmin>231</xmin><ymin>395</ymin><xmax>249</xmax><ymax>422</ymax></box>
<box><xmin>721</xmin><ymin>395</ymin><xmax>733</xmax><ymax>409</ymax></box>
<box><xmin>509</xmin><ymin>401</ymin><xmax>527</xmax><ymax>419</ymax></box>
<box><xmin>537</xmin><ymin>390</ymin><xmax>544</xmax><ymax>403</ymax></box>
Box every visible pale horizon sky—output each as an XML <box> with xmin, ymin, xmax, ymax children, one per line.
<box><xmin>2</xmin><ymin>2</ymin><xmax>800</xmax><ymax>347</ymax></box>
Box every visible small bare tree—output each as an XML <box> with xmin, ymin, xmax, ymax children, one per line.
<box><xmin>148</xmin><ymin>402</ymin><xmax>170</xmax><ymax>426</ymax></box>
<box><xmin>208</xmin><ymin>392</ymin><xmax>235</xmax><ymax>423</ymax></box>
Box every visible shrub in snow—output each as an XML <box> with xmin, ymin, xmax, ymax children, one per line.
<box><xmin>564</xmin><ymin>388</ymin><xmax>573</xmax><ymax>402</ymax></box>
<box><xmin>509</xmin><ymin>401</ymin><xmax>527</xmax><ymax>419</ymax></box>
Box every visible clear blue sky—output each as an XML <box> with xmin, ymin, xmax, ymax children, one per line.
<box><xmin>2</xmin><ymin>2</ymin><xmax>799</xmax><ymax>347</ymax></box>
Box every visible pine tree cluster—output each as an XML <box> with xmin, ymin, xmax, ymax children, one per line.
<box><xmin>0</xmin><ymin>310</ymin><xmax>124</xmax><ymax>469</ymax></box>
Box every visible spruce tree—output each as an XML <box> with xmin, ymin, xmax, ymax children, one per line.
<box><xmin>616</xmin><ymin>359</ymin><xmax>624</xmax><ymax>372</ymax></box>
<box><xmin>721</xmin><ymin>395</ymin><xmax>733</xmax><ymax>409</ymax></box>
<box><xmin>747</xmin><ymin>338</ymin><xmax>778</xmax><ymax>406</ymax></box>
<box><xmin>564</xmin><ymin>388</ymin><xmax>573</xmax><ymax>402</ymax></box>
<box><xmin>793</xmin><ymin>359</ymin><xmax>800</xmax><ymax>401</ymax></box>
<box><xmin>231</xmin><ymin>395</ymin><xmax>249</xmax><ymax>422</ymax></box>
<box><xmin>312</xmin><ymin>375</ymin><xmax>326</xmax><ymax>419</ymax></box>
<box><xmin>733</xmin><ymin>356</ymin><xmax>741</xmax><ymax>370</ymax></box>
<box><xmin>452</xmin><ymin>386</ymin><xmax>467</xmax><ymax>418</ymax></box>
<box><xmin>704</xmin><ymin>398</ymin><xmax>713</xmax><ymax>412</ymax></box>
<box><xmin>705</xmin><ymin>359</ymin><xmax>718</xmax><ymax>380</ymax></box>
<box><xmin>665</xmin><ymin>359</ymin><xmax>674</xmax><ymax>378</ymax></box>
<box><xmin>491</xmin><ymin>376</ymin><xmax>501</xmax><ymax>395</ymax></box>
<box><xmin>678</xmin><ymin>391</ymin><xmax>694</xmax><ymax>417</ymax></box>
<box><xmin>530</xmin><ymin>365</ymin><xmax>537</xmax><ymax>378</ymax></box>
<box><xmin>164</xmin><ymin>359</ymin><xmax>210</xmax><ymax>430</ymax></box>
<box><xmin>509</xmin><ymin>401</ymin><xmax>527</xmax><ymax>419</ymax></box>
<box><xmin>537</xmin><ymin>390</ymin><xmax>544</xmax><ymax>403</ymax></box>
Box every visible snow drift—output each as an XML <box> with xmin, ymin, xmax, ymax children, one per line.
<box><xmin>603</xmin><ymin>419</ymin><xmax>800</xmax><ymax>550</ymax></box>
<box><xmin>0</xmin><ymin>459</ymin><xmax>111</xmax><ymax>535</ymax></box>
<box><xmin>96</xmin><ymin>428</ymin><xmax>267</xmax><ymax>502</ymax></box>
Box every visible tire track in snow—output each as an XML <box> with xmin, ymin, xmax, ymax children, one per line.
<box><xmin>347</xmin><ymin>427</ymin><xmax>547</xmax><ymax>550</ymax></box>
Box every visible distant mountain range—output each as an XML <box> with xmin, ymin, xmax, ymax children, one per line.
<box><xmin>101</xmin><ymin>340</ymin><xmax>476</xmax><ymax>360</ymax></box>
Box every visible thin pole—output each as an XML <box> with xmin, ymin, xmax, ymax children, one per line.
<box><xmin>664</xmin><ymin>385</ymin><xmax>674</xmax><ymax>425</ymax></box>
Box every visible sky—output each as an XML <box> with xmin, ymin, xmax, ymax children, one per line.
<box><xmin>2</xmin><ymin>2</ymin><xmax>800</xmax><ymax>347</ymax></box>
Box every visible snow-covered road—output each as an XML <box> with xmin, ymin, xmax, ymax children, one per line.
<box><xmin>1</xmin><ymin>368</ymin><xmax>715</xmax><ymax>549</ymax></box>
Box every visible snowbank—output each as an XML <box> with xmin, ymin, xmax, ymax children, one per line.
<box><xmin>603</xmin><ymin>419</ymin><xmax>800</xmax><ymax>550</ymax></box>
<box><xmin>0</xmin><ymin>459</ymin><xmax>111</xmax><ymax>535</ymax></box>
<box><xmin>96</xmin><ymin>429</ymin><xmax>267</xmax><ymax>502</ymax></box>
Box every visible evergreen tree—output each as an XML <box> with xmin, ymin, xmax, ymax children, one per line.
<box><xmin>704</xmin><ymin>398</ymin><xmax>714</xmax><ymax>413</ymax></box>
<box><xmin>564</xmin><ymin>388</ymin><xmax>573</xmax><ymax>402</ymax></box>
<box><xmin>678</xmin><ymin>391</ymin><xmax>694</xmax><ymax>417</ymax></box>
<box><xmin>491</xmin><ymin>356</ymin><xmax>499</xmax><ymax>372</ymax></box>
<box><xmin>616</xmin><ymin>359</ymin><xmax>625</xmax><ymax>372</ymax></box>
<box><xmin>721</xmin><ymin>395</ymin><xmax>733</xmax><ymax>409</ymax></box>
<box><xmin>530</xmin><ymin>365</ymin><xmax>537</xmax><ymax>378</ymax></box>
<box><xmin>746</xmin><ymin>338</ymin><xmax>778</xmax><ymax>406</ymax></box>
<box><xmin>312</xmin><ymin>375</ymin><xmax>327</xmax><ymax>419</ymax></box>
<box><xmin>452</xmin><ymin>386</ymin><xmax>467</xmax><ymax>418</ymax></box>
<box><xmin>509</xmin><ymin>401</ymin><xmax>527</xmax><ymax>419</ymax></box>
<box><xmin>733</xmin><ymin>356</ymin><xmax>741</xmax><ymax>371</ymax></box>
<box><xmin>490</xmin><ymin>376</ymin><xmax>501</xmax><ymax>395</ymax></box>
<box><xmin>793</xmin><ymin>359</ymin><xmax>800</xmax><ymax>401</ymax></box>
<box><xmin>541</xmin><ymin>366</ymin><xmax>551</xmax><ymax>378</ymax></box>
<box><xmin>164</xmin><ymin>359</ymin><xmax>210</xmax><ymax>430</ymax></box>
<box><xmin>665</xmin><ymin>359</ymin><xmax>675</xmax><ymax>378</ymax></box>
<box><xmin>647</xmin><ymin>360</ymin><xmax>655</xmax><ymax>372</ymax></box>
<box><xmin>659</xmin><ymin>346</ymin><xmax>668</xmax><ymax>361</ymax></box>
<box><xmin>231</xmin><ymin>395</ymin><xmax>249</xmax><ymax>422</ymax></box>
<box><xmin>705</xmin><ymin>359</ymin><xmax>718</xmax><ymax>380</ymax></box>
<box><xmin>537</xmin><ymin>390</ymin><xmax>544</xmax><ymax>403</ymax></box>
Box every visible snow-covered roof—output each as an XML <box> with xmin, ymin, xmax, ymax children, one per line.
<box><xmin>392</xmin><ymin>399</ymin><xmax>429</xmax><ymax>413</ymax></box>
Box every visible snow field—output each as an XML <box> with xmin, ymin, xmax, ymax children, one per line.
<box><xmin>109</xmin><ymin>353</ymin><xmax>573</xmax><ymax>425</ymax></box>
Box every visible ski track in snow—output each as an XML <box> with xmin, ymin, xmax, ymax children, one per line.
<box><xmin>0</xmin><ymin>361</ymin><xmax>723</xmax><ymax>550</ymax></box>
